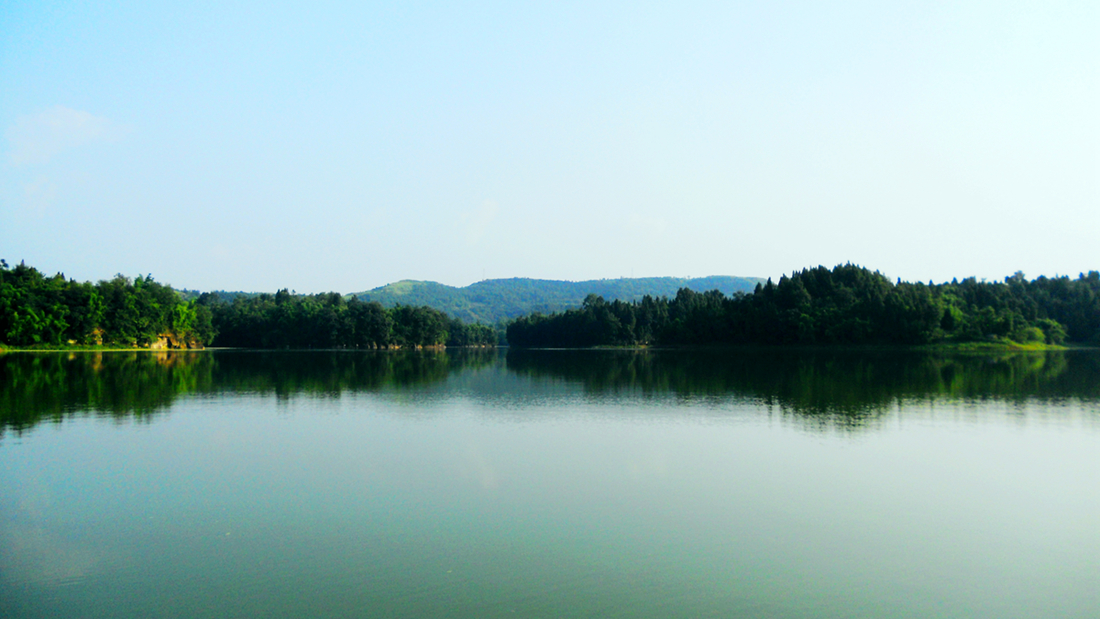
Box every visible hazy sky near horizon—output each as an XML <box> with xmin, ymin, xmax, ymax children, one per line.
<box><xmin>2</xmin><ymin>1</ymin><xmax>1097</xmax><ymax>293</ymax></box>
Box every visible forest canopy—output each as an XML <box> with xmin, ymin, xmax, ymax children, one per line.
<box><xmin>0</xmin><ymin>260</ymin><xmax>214</xmax><ymax>348</ymax></box>
<box><xmin>506</xmin><ymin>264</ymin><xmax>1100</xmax><ymax>348</ymax></box>
<box><xmin>196</xmin><ymin>289</ymin><xmax>497</xmax><ymax>349</ymax></box>
<box><xmin>4</xmin><ymin>261</ymin><xmax>1098</xmax><ymax>350</ymax></box>
<box><xmin>0</xmin><ymin>260</ymin><xmax>496</xmax><ymax>349</ymax></box>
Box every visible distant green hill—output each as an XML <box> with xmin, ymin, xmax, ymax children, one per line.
<box><xmin>351</xmin><ymin>276</ymin><xmax>765</xmax><ymax>324</ymax></box>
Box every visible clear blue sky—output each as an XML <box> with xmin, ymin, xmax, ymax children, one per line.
<box><xmin>2</xmin><ymin>1</ymin><xmax>1096</xmax><ymax>293</ymax></box>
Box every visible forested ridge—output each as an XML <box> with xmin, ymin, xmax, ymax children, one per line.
<box><xmin>353</xmin><ymin>275</ymin><xmax>763</xmax><ymax>324</ymax></box>
<box><xmin>507</xmin><ymin>264</ymin><xmax>1100</xmax><ymax>348</ymax></box>
<box><xmin>0</xmin><ymin>260</ymin><xmax>496</xmax><ymax>349</ymax></box>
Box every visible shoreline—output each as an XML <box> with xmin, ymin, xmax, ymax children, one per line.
<box><xmin>0</xmin><ymin>345</ymin><xmax>501</xmax><ymax>353</ymax></box>
<box><xmin>4</xmin><ymin>342</ymin><xmax>1094</xmax><ymax>354</ymax></box>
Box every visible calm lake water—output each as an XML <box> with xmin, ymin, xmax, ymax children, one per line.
<box><xmin>2</xmin><ymin>349</ymin><xmax>1099</xmax><ymax>618</ymax></box>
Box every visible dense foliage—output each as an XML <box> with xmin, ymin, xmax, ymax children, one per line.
<box><xmin>0</xmin><ymin>260</ymin><xmax>215</xmax><ymax>347</ymax></box>
<box><xmin>353</xmin><ymin>275</ymin><xmax>763</xmax><ymax>324</ymax></box>
<box><xmin>197</xmin><ymin>290</ymin><xmax>498</xmax><ymax>348</ymax></box>
<box><xmin>0</xmin><ymin>260</ymin><xmax>497</xmax><ymax>349</ymax></box>
<box><xmin>7</xmin><ymin>260</ymin><xmax>1096</xmax><ymax>351</ymax></box>
<box><xmin>507</xmin><ymin>265</ymin><xmax>1100</xmax><ymax>348</ymax></box>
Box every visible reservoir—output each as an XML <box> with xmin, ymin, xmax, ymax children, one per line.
<box><xmin>2</xmin><ymin>349</ymin><xmax>1098</xmax><ymax>618</ymax></box>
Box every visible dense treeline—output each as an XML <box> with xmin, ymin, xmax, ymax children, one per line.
<box><xmin>0</xmin><ymin>260</ymin><xmax>214</xmax><ymax>347</ymax></box>
<box><xmin>197</xmin><ymin>290</ymin><xmax>498</xmax><ymax>348</ymax></box>
<box><xmin>507</xmin><ymin>264</ymin><xmax>1100</xmax><ymax>348</ymax></box>
<box><xmin>8</xmin><ymin>259</ymin><xmax>1096</xmax><ymax>350</ymax></box>
<box><xmin>0</xmin><ymin>260</ymin><xmax>497</xmax><ymax>349</ymax></box>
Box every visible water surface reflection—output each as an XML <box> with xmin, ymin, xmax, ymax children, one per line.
<box><xmin>2</xmin><ymin>348</ymin><xmax>1098</xmax><ymax>436</ymax></box>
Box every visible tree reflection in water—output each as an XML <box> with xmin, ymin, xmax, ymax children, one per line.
<box><xmin>3</xmin><ymin>348</ymin><xmax>1098</xmax><ymax>436</ymax></box>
